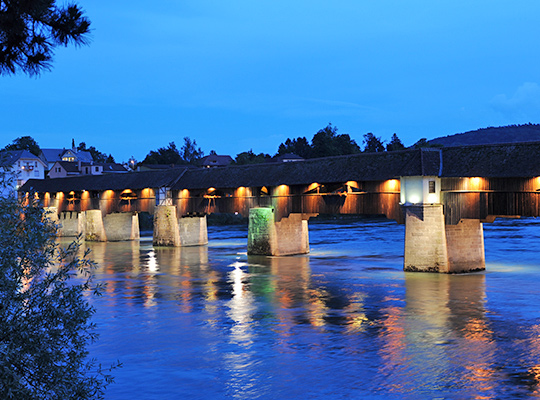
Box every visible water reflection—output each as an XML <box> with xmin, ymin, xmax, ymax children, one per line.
<box><xmin>80</xmin><ymin>219</ymin><xmax>540</xmax><ymax>399</ymax></box>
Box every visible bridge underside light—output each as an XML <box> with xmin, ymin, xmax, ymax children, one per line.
<box><xmin>408</xmin><ymin>195</ymin><xmax>420</xmax><ymax>204</ymax></box>
<box><xmin>469</xmin><ymin>177</ymin><xmax>483</xmax><ymax>190</ymax></box>
<box><xmin>427</xmin><ymin>193</ymin><xmax>438</xmax><ymax>203</ymax></box>
<box><xmin>308</xmin><ymin>182</ymin><xmax>319</xmax><ymax>191</ymax></box>
<box><xmin>277</xmin><ymin>185</ymin><xmax>289</xmax><ymax>195</ymax></box>
<box><xmin>386</xmin><ymin>179</ymin><xmax>399</xmax><ymax>191</ymax></box>
<box><xmin>236</xmin><ymin>186</ymin><xmax>246</xmax><ymax>196</ymax></box>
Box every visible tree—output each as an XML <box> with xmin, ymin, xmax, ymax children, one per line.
<box><xmin>276</xmin><ymin>137</ymin><xmax>311</xmax><ymax>158</ymax></box>
<box><xmin>141</xmin><ymin>142</ymin><xmax>183</xmax><ymax>165</ymax></box>
<box><xmin>2</xmin><ymin>136</ymin><xmax>41</xmax><ymax>156</ymax></box>
<box><xmin>363</xmin><ymin>132</ymin><xmax>385</xmax><ymax>153</ymax></box>
<box><xmin>0</xmin><ymin>1</ymin><xmax>91</xmax><ymax>76</ymax></box>
<box><xmin>141</xmin><ymin>138</ymin><xmax>204</xmax><ymax>165</ymax></box>
<box><xmin>180</xmin><ymin>137</ymin><xmax>204</xmax><ymax>164</ymax></box>
<box><xmin>386</xmin><ymin>133</ymin><xmax>406</xmax><ymax>152</ymax></box>
<box><xmin>0</xmin><ymin>174</ymin><xmax>116</xmax><ymax>398</ymax></box>
<box><xmin>234</xmin><ymin>150</ymin><xmax>270</xmax><ymax>165</ymax></box>
<box><xmin>77</xmin><ymin>142</ymin><xmax>114</xmax><ymax>163</ymax></box>
<box><xmin>310</xmin><ymin>124</ymin><xmax>361</xmax><ymax>158</ymax></box>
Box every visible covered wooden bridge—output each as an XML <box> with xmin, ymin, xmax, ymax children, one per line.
<box><xmin>20</xmin><ymin>141</ymin><xmax>540</xmax><ymax>273</ymax></box>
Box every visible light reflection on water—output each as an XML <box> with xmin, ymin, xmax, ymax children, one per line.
<box><xmin>77</xmin><ymin>217</ymin><xmax>540</xmax><ymax>399</ymax></box>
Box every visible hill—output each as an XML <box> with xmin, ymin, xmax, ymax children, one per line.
<box><xmin>427</xmin><ymin>123</ymin><xmax>540</xmax><ymax>147</ymax></box>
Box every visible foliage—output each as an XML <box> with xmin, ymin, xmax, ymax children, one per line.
<box><xmin>141</xmin><ymin>142</ymin><xmax>182</xmax><ymax>165</ymax></box>
<box><xmin>141</xmin><ymin>137</ymin><xmax>204</xmax><ymax>165</ymax></box>
<box><xmin>0</xmin><ymin>0</ymin><xmax>91</xmax><ymax>76</ymax></box>
<box><xmin>2</xmin><ymin>136</ymin><xmax>41</xmax><ymax>156</ymax></box>
<box><xmin>276</xmin><ymin>137</ymin><xmax>311</xmax><ymax>158</ymax></box>
<box><xmin>180</xmin><ymin>137</ymin><xmax>204</xmax><ymax>164</ymax></box>
<box><xmin>362</xmin><ymin>132</ymin><xmax>385</xmax><ymax>153</ymax></box>
<box><xmin>234</xmin><ymin>150</ymin><xmax>271</xmax><ymax>165</ymax></box>
<box><xmin>0</xmin><ymin>174</ymin><xmax>116</xmax><ymax>399</ymax></box>
<box><xmin>311</xmin><ymin>124</ymin><xmax>361</xmax><ymax>158</ymax></box>
<box><xmin>276</xmin><ymin>124</ymin><xmax>361</xmax><ymax>159</ymax></box>
<box><xmin>76</xmin><ymin>142</ymin><xmax>114</xmax><ymax>163</ymax></box>
<box><xmin>386</xmin><ymin>133</ymin><xmax>406</xmax><ymax>152</ymax></box>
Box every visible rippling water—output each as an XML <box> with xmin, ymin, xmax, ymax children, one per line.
<box><xmin>79</xmin><ymin>217</ymin><xmax>540</xmax><ymax>399</ymax></box>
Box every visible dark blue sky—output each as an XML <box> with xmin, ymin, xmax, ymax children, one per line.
<box><xmin>1</xmin><ymin>1</ymin><xmax>539</xmax><ymax>162</ymax></box>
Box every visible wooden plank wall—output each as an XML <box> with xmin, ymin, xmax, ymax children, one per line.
<box><xmin>172</xmin><ymin>180</ymin><xmax>403</xmax><ymax>222</ymax></box>
<box><xmin>441</xmin><ymin>177</ymin><xmax>540</xmax><ymax>224</ymax></box>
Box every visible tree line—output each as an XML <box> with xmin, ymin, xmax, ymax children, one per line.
<box><xmin>135</xmin><ymin>124</ymin><xmax>409</xmax><ymax>166</ymax></box>
<box><xmin>2</xmin><ymin>125</ymin><xmax>414</xmax><ymax>169</ymax></box>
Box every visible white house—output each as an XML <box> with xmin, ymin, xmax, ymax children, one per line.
<box><xmin>0</xmin><ymin>150</ymin><xmax>47</xmax><ymax>194</ymax></box>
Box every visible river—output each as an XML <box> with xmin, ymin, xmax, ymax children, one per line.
<box><xmin>81</xmin><ymin>216</ymin><xmax>540</xmax><ymax>399</ymax></box>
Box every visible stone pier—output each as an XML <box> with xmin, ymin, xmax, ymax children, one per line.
<box><xmin>85</xmin><ymin>210</ymin><xmax>107</xmax><ymax>242</ymax></box>
<box><xmin>403</xmin><ymin>204</ymin><xmax>485</xmax><ymax>273</ymax></box>
<box><xmin>103</xmin><ymin>212</ymin><xmax>140</xmax><ymax>241</ymax></box>
<box><xmin>153</xmin><ymin>205</ymin><xmax>208</xmax><ymax>247</ymax></box>
<box><xmin>247</xmin><ymin>207</ymin><xmax>310</xmax><ymax>256</ymax></box>
<box><xmin>57</xmin><ymin>210</ymin><xmax>86</xmax><ymax>237</ymax></box>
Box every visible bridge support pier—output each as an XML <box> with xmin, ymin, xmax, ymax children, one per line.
<box><xmin>85</xmin><ymin>210</ymin><xmax>107</xmax><ymax>242</ymax></box>
<box><xmin>247</xmin><ymin>207</ymin><xmax>310</xmax><ymax>256</ymax></box>
<box><xmin>103</xmin><ymin>212</ymin><xmax>140</xmax><ymax>241</ymax></box>
<box><xmin>153</xmin><ymin>205</ymin><xmax>208</xmax><ymax>247</ymax></box>
<box><xmin>403</xmin><ymin>205</ymin><xmax>485</xmax><ymax>273</ymax></box>
<box><xmin>55</xmin><ymin>210</ymin><xmax>86</xmax><ymax>237</ymax></box>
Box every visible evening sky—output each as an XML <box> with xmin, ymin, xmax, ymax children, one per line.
<box><xmin>1</xmin><ymin>1</ymin><xmax>539</xmax><ymax>162</ymax></box>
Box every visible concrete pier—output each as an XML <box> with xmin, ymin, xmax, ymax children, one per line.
<box><xmin>103</xmin><ymin>212</ymin><xmax>140</xmax><ymax>241</ymax></box>
<box><xmin>85</xmin><ymin>210</ymin><xmax>107</xmax><ymax>242</ymax></box>
<box><xmin>248</xmin><ymin>207</ymin><xmax>310</xmax><ymax>256</ymax></box>
<box><xmin>403</xmin><ymin>204</ymin><xmax>485</xmax><ymax>273</ymax></box>
<box><xmin>445</xmin><ymin>219</ymin><xmax>485</xmax><ymax>273</ymax></box>
<box><xmin>58</xmin><ymin>211</ymin><xmax>86</xmax><ymax>237</ymax></box>
<box><xmin>153</xmin><ymin>205</ymin><xmax>208</xmax><ymax>247</ymax></box>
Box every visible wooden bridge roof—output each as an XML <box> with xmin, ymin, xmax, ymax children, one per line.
<box><xmin>173</xmin><ymin>148</ymin><xmax>440</xmax><ymax>189</ymax></box>
<box><xmin>20</xmin><ymin>168</ymin><xmax>189</xmax><ymax>193</ymax></box>
<box><xmin>19</xmin><ymin>142</ymin><xmax>540</xmax><ymax>193</ymax></box>
<box><xmin>440</xmin><ymin>141</ymin><xmax>540</xmax><ymax>178</ymax></box>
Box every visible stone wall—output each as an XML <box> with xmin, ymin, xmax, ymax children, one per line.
<box><xmin>58</xmin><ymin>211</ymin><xmax>86</xmax><ymax>237</ymax></box>
<box><xmin>404</xmin><ymin>204</ymin><xmax>485</xmax><ymax>273</ymax></box>
<box><xmin>404</xmin><ymin>204</ymin><xmax>449</xmax><ymax>272</ymax></box>
<box><xmin>85</xmin><ymin>209</ymin><xmax>107</xmax><ymax>242</ymax></box>
<box><xmin>103</xmin><ymin>212</ymin><xmax>140</xmax><ymax>241</ymax></box>
<box><xmin>153</xmin><ymin>205</ymin><xmax>208</xmax><ymax>247</ymax></box>
<box><xmin>445</xmin><ymin>219</ymin><xmax>485</xmax><ymax>273</ymax></box>
<box><xmin>248</xmin><ymin>208</ymin><xmax>309</xmax><ymax>256</ymax></box>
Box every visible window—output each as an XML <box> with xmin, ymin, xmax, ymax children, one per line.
<box><xmin>35</xmin><ymin>161</ymin><xmax>38</xmax><ymax>167</ymax></box>
<box><xmin>95</xmin><ymin>167</ymin><xmax>99</xmax><ymax>172</ymax></box>
<box><xmin>34</xmin><ymin>171</ymin><xmax>39</xmax><ymax>177</ymax></box>
<box><xmin>428</xmin><ymin>181</ymin><xmax>436</xmax><ymax>193</ymax></box>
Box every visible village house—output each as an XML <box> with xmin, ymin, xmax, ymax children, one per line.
<box><xmin>48</xmin><ymin>161</ymin><xmax>128</xmax><ymax>179</ymax></box>
<box><xmin>39</xmin><ymin>148</ymin><xmax>94</xmax><ymax>171</ymax></box>
<box><xmin>0</xmin><ymin>150</ymin><xmax>47</xmax><ymax>193</ymax></box>
<box><xmin>199</xmin><ymin>154</ymin><xmax>234</xmax><ymax>168</ymax></box>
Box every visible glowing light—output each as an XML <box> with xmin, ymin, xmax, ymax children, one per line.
<box><xmin>469</xmin><ymin>177</ymin><xmax>483</xmax><ymax>189</ymax></box>
<box><xmin>308</xmin><ymin>182</ymin><xmax>319</xmax><ymax>191</ymax></box>
<box><xmin>277</xmin><ymin>184</ymin><xmax>289</xmax><ymax>195</ymax></box>
<box><xmin>386</xmin><ymin>179</ymin><xmax>399</xmax><ymax>191</ymax></box>
<box><xmin>236</xmin><ymin>186</ymin><xmax>246</xmax><ymax>196</ymax></box>
<box><xmin>409</xmin><ymin>195</ymin><xmax>420</xmax><ymax>204</ymax></box>
<box><xmin>427</xmin><ymin>193</ymin><xmax>438</xmax><ymax>203</ymax></box>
